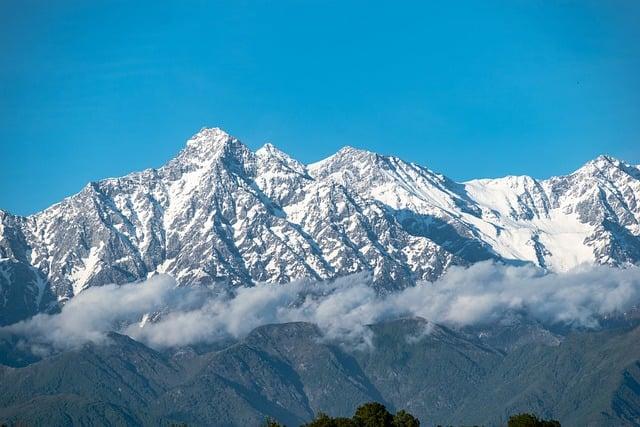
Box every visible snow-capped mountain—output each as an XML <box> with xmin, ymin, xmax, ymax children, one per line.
<box><xmin>1</xmin><ymin>128</ymin><xmax>639</xmax><ymax>323</ymax></box>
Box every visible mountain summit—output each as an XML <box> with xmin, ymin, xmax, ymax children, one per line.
<box><xmin>1</xmin><ymin>128</ymin><xmax>639</xmax><ymax>323</ymax></box>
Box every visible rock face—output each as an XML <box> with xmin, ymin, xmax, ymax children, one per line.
<box><xmin>1</xmin><ymin>128</ymin><xmax>639</xmax><ymax>322</ymax></box>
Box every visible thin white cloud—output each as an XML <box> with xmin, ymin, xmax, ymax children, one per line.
<box><xmin>4</xmin><ymin>262</ymin><xmax>640</xmax><ymax>352</ymax></box>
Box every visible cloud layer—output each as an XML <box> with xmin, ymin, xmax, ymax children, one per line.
<box><xmin>4</xmin><ymin>262</ymin><xmax>640</xmax><ymax>352</ymax></box>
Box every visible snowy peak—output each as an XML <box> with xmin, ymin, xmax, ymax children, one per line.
<box><xmin>174</xmin><ymin>127</ymin><xmax>255</xmax><ymax>176</ymax></box>
<box><xmin>580</xmin><ymin>154</ymin><xmax>623</xmax><ymax>171</ymax></box>
<box><xmin>182</xmin><ymin>127</ymin><xmax>251</xmax><ymax>161</ymax></box>
<box><xmin>308</xmin><ymin>145</ymin><xmax>379</xmax><ymax>177</ymax></box>
<box><xmin>0</xmin><ymin>126</ymin><xmax>639</xmax><ymax>323</ymax></box>
<box><xmin>256</xmin><ymin>142</ymin><xmax>281</xmax><ymax>156</ymax></box>
<box><xmin>185</xmin><ymin>127</ymin><xmax>234</xmax><ymax>149</ymax></box>
<box><xmin>334</xmin><ymin>145</ymin><xmax>377</xmax><ymax>158</ymax></box>
<box><xmin>254</xmin><ymin>142</ymin><xmax>310</xmax><ymax>205</ymax></box>
<box><xmin>464</xmin><ymin>175</ymin><xmax>551</xmax><ymax>222</ymax></box>
<box><xmin>565</xmin><ymin>155</ymin><xmax>640</xmax><ymax>188</ymax></box>
<box><xmin>256</xmin><ymin>142</ymin><xmax>307</xmax><ymax>175</ymax></box>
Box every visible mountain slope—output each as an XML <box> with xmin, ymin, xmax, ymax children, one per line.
<box><xmin>1</xmin><ymin>320</ymin><xmax>639</xmax><ymax>426</ymax></box>
<box><xmin>1</xmin><ymin>128</ymin><xmax>639</xmax><ymax>322</ymax></box>
<box><xmin>452</xmin><ymin>324</ymin><xmax>640</xmax><ymax>426</ymax></box>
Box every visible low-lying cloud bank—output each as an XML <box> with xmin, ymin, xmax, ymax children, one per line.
<box><xmin>4</xmin><ymin>262</ymin><xmax>640</xmax><ymax>352</ymax></box>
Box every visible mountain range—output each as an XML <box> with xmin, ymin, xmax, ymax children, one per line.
<box><xmin>1</xmin><ymin>318</ymin><xmax>639</xmax><ymax>426</ymax></box>
<box><xmin>1</xmin><ymin>127</ymin><xmax>640</xmax><ymax>325</ymax></box>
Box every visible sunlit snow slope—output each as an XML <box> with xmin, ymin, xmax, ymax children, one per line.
<box><xmin>1</xmin><ymin>128</ymin><xmax>639</xmax><ymax>322</ymax></box>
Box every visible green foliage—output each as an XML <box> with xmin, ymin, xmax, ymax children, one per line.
<box><xmin>392</xmin><ymin>410</ymin><xmax>420</xmax><ymax>427</ymax></box>
<box><xmin>304</xmin><ymin>412</ymin><xmax>357</xmax><ymax>426</ymax></box>
<box><xmin>353</xmin><ymin>402</ymin><xmax>394</xmax><ymax>427</ymax></box>
<box><xmin>333</xmin><ymin>419</ymin><xmax>358</xmax><ymax>427</ymax></box>
<box><xmin>508</xmin><ymin>413</ymin><xmax>561</xmax><ymax>427</ymax></box>
<box><xmin>303</xmin><ymin>402</ymin><xmax>418</xmax><ymax>427</ymax></box>
<box><xmin>283</xmin><ymin>404</ymin><xmax>560</xmax><ymax>427</ymax></box>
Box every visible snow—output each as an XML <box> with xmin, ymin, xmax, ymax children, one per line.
<box><xmin>139</xmin><ymin>313</ymin><xmax>150</xmax><ymax>328</ymax></box>
<box><xmin>463</xmin><ymin>176</ymin><xmax>596</xmax><ymax>270</ymax></box>
<box><xmin>534</xmin><ymin>212</ymin><xmax>595</xmax><ymax>270</ymax></box>
<box><xmin>162</xmin><ymin>165</ymin><xmax>209</xmax><ymax>233</ymax></box>
<box><xmin>69</xmin><ymin>242</ymin><xmax>105</xmax><ymax>296</ymax></box>
<box><xmin>1</xmin><ymin>129</ymin><xmax>638</xmax><ymax>304</ymax></box>
<box><xmin>30</xmin><ymin>266</ymin><xmax>48</xmax><ymax>306</ymax></box>
<box><xmin>185</xmin><ymin>127</ymin><xmax>230</xmax><ymax>148</ymax></box>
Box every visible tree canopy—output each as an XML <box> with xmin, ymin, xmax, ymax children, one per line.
<box><xmin>264</xmin><ymin>404</ymin><xmax>560</xmax><ymax>427</ymax></box>
<box><xmin>508</xmin><ymin>413</ymin><xmax>561</xmax><ymax>427</ymax></box>
<box><xmin>302</xmin><ymin>402</ymin><xmax>418</xmax><ymax>427</ymax></box>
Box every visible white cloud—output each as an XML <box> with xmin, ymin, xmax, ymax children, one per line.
<box><xmin>4</xmin><ymin>262</ymin><xmax>640</xmax><ymax>352</ymax></box>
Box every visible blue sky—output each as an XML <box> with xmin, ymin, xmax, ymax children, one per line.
<box><xmin>1</xmin><ymin>1</ymin><xmax>639</xmax><ymax>216</ymax></box>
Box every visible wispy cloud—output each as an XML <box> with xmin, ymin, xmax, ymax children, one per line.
<box><xmin>4</xmin><ymin>262</ymin><xmax>640</xmax><ymax>353</ymax></box>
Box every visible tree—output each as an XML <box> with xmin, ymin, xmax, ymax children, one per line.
<box><xmin>392</xmin><ymin>410</ymin><xmax>420</xmax><ymax>427</ymax></box>
<box><xmin>304</xmin><ymin>403</ymin><xmax>421</xmax><ymax>427</ymax></box>
<box><xmin>353</xmin><ymin>402</ymin><xmax>394</xmax><ymax>427</ymax></box>
<box><xmin>304</xmin><ymin>412</ymin><xmax>357</xmax><ymax>427</ymax></box>
<box><xmin>508</xmin><ymin>413</ymin><xmax>561</xmax><ymax>427</ymax></box>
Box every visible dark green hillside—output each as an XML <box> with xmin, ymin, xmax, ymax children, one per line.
<box><xmin>1</xmin><ymin>320</ymin><xmax>638</xmax><ymax>426</ymax></box>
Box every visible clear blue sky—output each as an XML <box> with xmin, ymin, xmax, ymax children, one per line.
<box><xmin>1</xmin><ymin>1</ymin><xmax>639</xmax><ymax>216</ymax></box>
